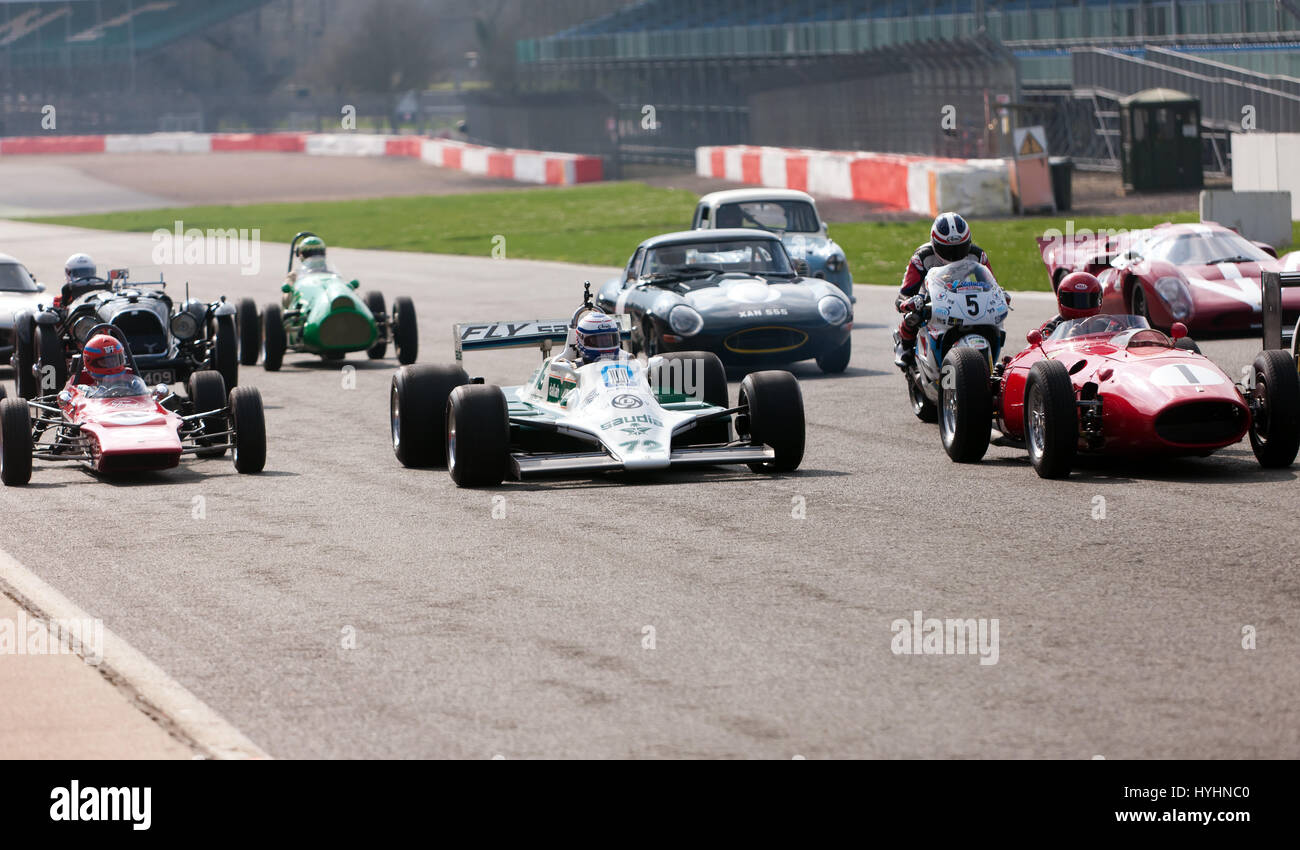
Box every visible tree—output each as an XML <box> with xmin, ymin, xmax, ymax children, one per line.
<box><xmin>327</xmin><ymin>0</ymin><xmax>442</xmax><ymax>126</ymax></box>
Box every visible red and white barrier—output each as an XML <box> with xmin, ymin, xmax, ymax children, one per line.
<box><xmin>696</xmin><ymin>145</ymin><xmax>1011</xmax><ymax>217</ymax></box>
<box><xmin>0</xmin><ymin>132</ymin><xmax>603</xmax><ymax>186</ymax></box>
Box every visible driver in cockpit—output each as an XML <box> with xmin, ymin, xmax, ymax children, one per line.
<box><xmin>78</xmin><ymin>333</ymin><xmax>145</xmax><ymax>398</ymax></box>
<box><xmin>1040</xmin><ymin>272</ymin><xmax>1105</xmax><ymax>337</ymax></box>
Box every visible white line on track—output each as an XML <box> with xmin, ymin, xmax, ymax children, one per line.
<box><xmin>0</xmin><ymin>547</ymin><xmax>269</xmax><ymax>760</ymax></box>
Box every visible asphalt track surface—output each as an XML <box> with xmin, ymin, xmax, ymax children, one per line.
<box><xmin>1</xmin><ymin>218</ymin><xmax>1298</xmax><ymax>759</ymax></box>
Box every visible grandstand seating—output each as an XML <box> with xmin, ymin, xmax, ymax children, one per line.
<box><xmin>0</xmin><ymin>0</ymin><xmax>272</xmax><ymax>66</ymax></box>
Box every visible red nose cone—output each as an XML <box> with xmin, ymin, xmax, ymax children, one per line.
<box><xmin>1170</xmin><ymin>322</ymin><xmax>1188</xmax><ymax>340</ymax></box>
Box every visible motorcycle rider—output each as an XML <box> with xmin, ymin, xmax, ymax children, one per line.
<box><xmin>893</xmin><ymin>212</ymin><xmax>993</xmax><ymax>366</ymax></box>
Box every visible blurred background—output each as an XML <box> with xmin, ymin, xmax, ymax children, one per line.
<box><xmin>2</xmin><ymin>0</ymin><xmax>1298</xmax><ymax>180</ymax></box>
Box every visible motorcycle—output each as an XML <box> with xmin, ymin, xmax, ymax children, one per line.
<box><xmin>895</xmin><ymin>259</ymin><xmax>1010</xmax><ymax>422</ymax></box>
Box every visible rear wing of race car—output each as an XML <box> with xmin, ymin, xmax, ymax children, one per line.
<box><xmin>454</xmin><ymin>314</ymin><xmax>631</xmax><ymax>361</ymax></box>
<box><xmin>1261</xmin><ymin>270</ymin><xmax>1300</xmax><ymax>352</ymax></box>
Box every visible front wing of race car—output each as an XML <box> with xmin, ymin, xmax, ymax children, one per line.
<box><xmin>503</xmin><ymin>393</ymin><xmax>770</xmax><ymax>479</ymax></box>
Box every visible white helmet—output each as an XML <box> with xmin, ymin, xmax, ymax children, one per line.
<box><xmin>65</xmin><ymin>253</ymin><xmax>96</xmax><ymax>282</ymax></box>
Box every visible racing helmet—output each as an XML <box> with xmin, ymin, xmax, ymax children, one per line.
<box><xmin>574</xmin><ymin>312</ymin><xmax>622</xmax><ymax>363</ymax></box>
<box><xmin>930</xmin><ymin>213</ymin><xmax>972</xmax><ymax>263</ymax></box>
<box><xmin>65</xmin><ymin>253</ymin><xmax>97</xmax><ymax>282</ymax></box>
<box><xmin>83</xmin><ymin>333</ymin><xmax>127</xmax><ymax>377</ymax></box>
<box><xmin>296</xmin><ymin>237</ymin><xmax>326</xmax><ymax>262</ymax></box>
<box><xmin>1057</xmin><ymin>272</ymin><xmax>1103</xmax><ymax>320</ymax></box>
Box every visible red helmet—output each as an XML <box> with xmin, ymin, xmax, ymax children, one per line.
<box><xmin>84</xmin><ymin>333</ymin><xmax>126</xmax><ymax>376</ymax></box>
<box><xmin>1057</xmin><ymin>272</ymin><xmax>1103</xmax><ymax>320</ymax></box>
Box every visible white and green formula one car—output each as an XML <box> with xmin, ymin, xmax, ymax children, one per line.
<box><xmin>389</xmin><ymin>285</ymin><xmax>806</xmax><ymax>487</ymax></box>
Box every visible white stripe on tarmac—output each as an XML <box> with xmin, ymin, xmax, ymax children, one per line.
<box><xmin>0</xmin><ymin>548</ymin><xmax>269</xmax><ymax>760</ymax></box>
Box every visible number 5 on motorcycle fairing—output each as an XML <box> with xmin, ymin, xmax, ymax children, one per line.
<box><xmin>895</xmin><ymin>259</ymin><xmax>1010</xmax><ymax>424</ymax></box>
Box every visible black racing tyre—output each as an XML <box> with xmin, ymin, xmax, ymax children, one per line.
<box><xmin>213</xmin><ymin>314</ymin><xmax>239</xmax><ymax>389</ymax></box>
<box><xmin>1024</xmin><ymin>359</ymin><xmax>1078</xmax><ymax>479</ymax></box>
<box><xmin>1174</xmin><ymin>337</ymin><xmax>1202</xmax><ymax>355</ymax></box>
<box><xmin>939</xmin><ymin>347</ymin><xmax>992</xmax><ymax>463</ymax></box>
<box><xmin>655</xmin><ymin>351</ymin><xmax>729</xmax><ymax>445</ymax></box>
<box><xmin>392</xmin><ymin>296</ymin><xmax>418</xmax><ymax>365</ymax></box>
<box><xmin>229</xmin><ymin>386</ymin><xmax>267</xmax><ymax>474</ymax></box>
<box><xmin>237</xmin><ymin>298</ymin><xmax>260</xmax><ymax>366</ymax></box>
<box><xmin>261</xmin><ymin>303</ymin><xmax>286</xmax><ymax>372</ymax></box>
<box><xmin>12</xmin><ymin>314</ymin><xmax>37</xmax><ymax>399</ymax></box>
<box><xmin>1248</xmin><ymin>349</ymin><xmax>1300</xmax><ymax>469</ymax></box>
<box><xmin>365</xmin><ymin>291</ymin><xmax>388</xmax><ymax>360</ymax></box>
<box><xmin>1291</xmin><ymin>317</ymin><xmax>1300</xmax><ymax>363</ymax></box>
<box><xmin>446</xmin><ymin>384</ymin><xmax>510</xmax><ymax>487</ymax></box>
<box><xmin>35</xmin><ymin>323</ymin><xmax>67</xmax><ymax>396</ymax></box>
<box><xmin>0</xmin><ymin>396</ymin><xmax>33</xmax><ymax>486</ymax></box>
<box><xmin>635</xmin><ymin>319</ymin><xmax>660</xmax><ymax>358</ymax></box>
<box><xmin>815</xmin><ymin>336</ymin><xmax>852</xmax><ymax>374</ymax></box>
<box><xmin>908</xmin><ymin>372</ymin><xmax>938</xmax><ymax>423</ymax></box>
<box><xmin>188</xmin><ymin>370</ymin><xmax>228</xmax><ymax>459</ymax></box>
<box><xmin>737</xmin><ymin>370</ymin><xmax>805</xmax><ymax>473</ymax></box>
<box><xmin>0</xmin><ymin>384</ymin><xmax>5</xmax><ymax>400</ymax></box>
<box><xmin>391</xmin><ymin>364</ymin><xmax>469</xmax><ymax>468</ymax></box>
<box><xmin>1130</xmin><ymin>283</ymin><xmax>1155</xmax><ymax>328</ymax></box>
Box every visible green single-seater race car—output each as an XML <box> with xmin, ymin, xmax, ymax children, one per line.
<box><xmin>238</xmin><ymin>232</ymin><xmax>418</xmax><ymax>370</ymax></box>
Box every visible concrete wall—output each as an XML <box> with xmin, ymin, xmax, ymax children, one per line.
<box><xmin>1200</xmin><ymin>190</ymin><xmax>1294</xmax><ymax>250</ymax></box>
<box><xmin>1232</xmin><ymin>133</ymin><xmax>1300</xmax><ymax>220</ymax></box>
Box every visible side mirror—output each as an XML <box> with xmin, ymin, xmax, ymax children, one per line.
<box><xmin>57</xmin><ymin>390</ymin><xmax>73</xmax><ymax>405</ymax></box>
<box><xmin>1026</xmin><ymin>329</ymin><xmax>1043</xmax><ymax>347</ymax></box>
<box><xmin>281</xmin><ymin>282</ymin><xmax>293</xmax><ymax>293</ymax></box>
<box><xmin>822</xmin><ymin>223</ymin><xmax>830</xmax><ymax>235</ymax></box>
<box><xmin>35</xmin><ymin>282</ymin><xmax>45</xmax><ymax>292</ymax></box>
<box><xmin>154</xmin><ymin>383</ymin><xmax>169</xmax><ymax>397</ymax></box>
<box><xmin>348</xmin><ymin>279</ymin><xmax>360</xmax><ymax>290</ymax></box>
<box><xmin>1170</xmin><ymin>322</ymin><xmax>1188</xmax><ymax>341</ymax></box>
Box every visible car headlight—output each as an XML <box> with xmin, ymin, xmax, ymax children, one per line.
<box><xmin>668</xmin><ymin>305</ymin><xmax>704</xmax><ymax>337</ymax></box>
<box><xmin>825</xmin><ymin>253</ymin><xmax>844</xmax><ymax>272</ymax></box>
<box><xmin>818</xmin><ymin>295</ymin><xmax>849</xmax><ymax>325</ymax></box>
<box><xmin>72</xmin><ymin>315</ymin><xmax>99</xmax><ymax>342</ymax></box>
<box><xmin>170</xmin><ymin>311</ymin><xmax>200</xmax><ymax>340</ymax></box>
<box><xmin>1153</xmin><ymin>276</ymin><xmax>1193</xmax><ymax>321</ymax></box>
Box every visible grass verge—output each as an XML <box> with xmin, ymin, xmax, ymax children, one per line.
<box><xmin>27</xmin><ymin>183</ymin><xmax>1297</xmax><ymax>292</ymax></box>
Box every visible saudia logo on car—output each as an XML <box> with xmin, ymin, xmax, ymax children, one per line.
<box><xmin>601</xmin><ymin>414</ymin><xmax>662</xmax><ymax>431</ymax></box>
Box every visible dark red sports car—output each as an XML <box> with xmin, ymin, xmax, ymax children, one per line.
<box><xmin>1038</xmin><ymin>222</ymin><xmax>1300</xmax><ymax>335</ymax></box>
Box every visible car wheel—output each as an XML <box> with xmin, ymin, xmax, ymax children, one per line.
<box><xmin>638</xmin><ymin>320</ymin><xmax>660</xmax><ymax>358</ymax></box>
<box><xmin>655</xmin><ymin>351</ymin><xmax>729</xmax><ymax>444</ymax></box>
<box><xmin>1024</xmin><ymin>359</ymin><xmax>1078</xmax><ymax>479</ymax></box>
<box><xmin>907</xmin><ymin>373</ymin><xmax>938</xmax><ymax>423</ymax></box>
<box><xmin>237</xmin><ymin>298</ymin><xmax>260</xmax><ymax>366</ymax></box>
<box><xmin>214</xmin><ymin>314</ymin><xmax>239</xmax><ymax>389</ymax></box>
<box><xmin>940</xmin><ymin>347</ymin><xmax>992</xmax><ymax>463</ymax></box>
<box><xmin>1130</xmin><ymin>283</ymin><xmax>1154</xmax><ymax>327</ymax></box>
<box><xmin>0</xmin><ymin>397</ymin><xmax>33</xmax><ymax>486</ymax></box>
<box><xmin>12</xmin><ymin>313</ymin><xmax>36</xmax><ymax>399</ymax></box>
<box><xmin>392</xmin><ymin>296</ymin><xmax>418</xmax><ymax>365</ymax></box>
<box><xmin>229</xmin><ymin>386</ymin><xmax>267</xmax><ymax>474</ymax></box>
<box><xmin>261</xmin><ymin>304</ymin><xmax>286</xmax><ymax>372</ymax></box>
<box><xmin>815</xmin><ymin>336</ymin><xmax>851</xmax><ymax>374</ymax></box>
<box><xmin>35</xmin><ymin>324</ymin><xmax>66</xmax><ymax>396</ymax></box>
<box><xmin>364</xmin><ymin>291</ymin><xmax>388</xmax><ymax>360</ymax></box>
<box><xmin>391</xmin><ymin>364</ymin><xmax>469</xmax><ymax>467</ymax></box>
<box><xmin>1248</xmin><ymin>349</ymin><xmax>1300</xmax><ymax>469</ymax></box>
<box><xmin>446</xmin><ymin>384</ymin><xmax>510</xmax><ymax>487</ymax></box>
<box><xmin>737</xmin><ymin>370</ymin><xmax>804</xmax><ymax>473</ymax></box>
<box><xmin>1290</xmin><ymin>317</ymin><xmax>1300</xmax><ymax>365</ymax></box>
<box><xmin>188</xmin><ymin>370</ymin><xmax>228</xmax><ymax>459</ymax></box>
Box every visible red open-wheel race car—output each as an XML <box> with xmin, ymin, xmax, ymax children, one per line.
<box><xmin>0</xmin><ymin>324</ymin><xmax>266</xmax><ymax>486</ymax></box>
<box><xmin>934</xmin><ymin>311</ymin><xmax>1300</xmax><ymax>479</ymax></box>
